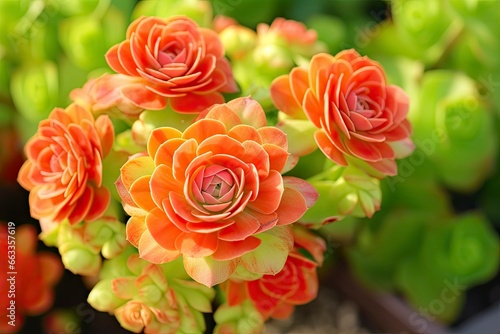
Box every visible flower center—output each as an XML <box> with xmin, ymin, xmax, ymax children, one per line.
<box><xmin>190</xmin><ymin>165</ymin><xmax>240</xmax><ymax>214</ymax></box>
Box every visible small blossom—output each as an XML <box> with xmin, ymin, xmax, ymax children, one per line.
<box><xmin>18</xmin><ymin>103</ymin><xmax>114</xmax><ymax>232</ymax></box>
<box><xmin>257</xmin><ymin>18</ymin><xmax>322</xmax><ymax>57</ymax></box>
<box><xmin>271</xmin><ymin>49</ymin><xmax>415</xmax><ymax>177</ymax></box>
<box><xmin>105</xmin><ymin>15</ymin><xmax>238</xmax><ymax>114</ymax></box>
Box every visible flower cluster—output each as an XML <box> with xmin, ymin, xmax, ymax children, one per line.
<box><xmin>16</xmin><ymin>7</ymin><xmax>413</xmax><ymax>334</ymax></box>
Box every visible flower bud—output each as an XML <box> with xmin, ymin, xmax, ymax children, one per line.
<box><xmin>301</xmin><ymin>164</ymin><xmax>382</xmax><ymax>227</ymax></box>
<box><xmin>252</xmin><ymin>44</ymin><xmax>294</xmax><ymax>79</ymax></box>
<box><xmin>219</xmin><ymin>25</ymin><xmax>257</xmax><ymax>60</ymax></box>
<box><xmin>60</xmin><ymin>244</ymin><xmax>101</xmax><ymax>276</ymax></box>
<box><xmin>131</xmin><ymin>107</ymin><xmax>196</xmax><ymax>146</ymax></box>
<box><xmin>214</xmin><ymin>301</ymin><xmax>264</xmax><ymax>334</ymax></box>
<box><xmin>88</xmin><ymin>279</ymin><xmax>127</xmax><ymax>312</ymax></box>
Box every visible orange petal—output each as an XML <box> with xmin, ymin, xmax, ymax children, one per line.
<box><xmin>201</xmin><ymin>28</ymin><xmax>224</xmax><ymax>59</ymax></box>
<box><xmin>218</xmin><ymin>211</ymin><xmax>261</xmax><ymax>241</ymax></box>
<box><xmin>154</xmin><ymin>138</ymin><xmax>185</xmax><ymax>167</ymax></box>
<box><xmin>170</xmin><ymin>92</ymin><xmax>225</xmax><ymax>113</ymax></box>
<box><xmin>138</xmin><ymin>230</ymin><xmax>181</xmax><ymax>264</ymax></box>
<box><xmin>85</xmin><ymin>186</ymin><xmax>110</xmax><ymax>221</ymax></box>
<box><xmin>366</xmin><ymin>158</ymin><xmax>397</xmax><ymax>176</ymax></box>
<box><xmin>121</xmin><ymin>83</ymin><xmax>167</xmax><ymax>110</ymax></box>
<box><xmin>345</xmin><ymin>137</ymin><xmax>383</xmax><ymax>162</ymax></box>
<box><xmin>182</xmin><ymin>119</ymin><xmax>227</xmax><ymax>142</ymax></box>
<box><xmin>270</xmin><ymin>75</ymin><xmax>302</xmax><ymax>118</ymax></box>
<box><xmin>211</xmin><ymin>237</ymin><xmax>261</xmax><ymax>261</ymax></box>
<box><xmin>150</xmin><ymin>164</ymin><xmax>179</xmax><ymax>209</ymax></box>
<box><xmin>274</xmin><ymin>184</ymin><xmax>308</xmax><ymax>226</ymax></box>
<box><xmin>302</xmin><ymin>89</ymin><xmax>322</xmax><ymax>128</ymax></box>
<box><xmin>172</xmin><ymin>139</ymin><xmax>199</xmax><ymax>181</ymax></box>
<box><xmin>67</xmin><ymin>186</ymin><xmax>93</xmax><ymax>224</ymax></box>
<box><xmin>197</xmin><ymin>135</ymin><xmax>245</xmax><ymax>158</ymax></box>
<box><xmin>120</xmin><ymin>155</ymin><xmax>155</xmax><ymax>190</ymax></box>
<box><xmin>147</xmin><ymin>127</ymin><xmax>183</xmax><ymax>160</ymax></box>
<box><xmin>247</xmin><ymin>171</ymin><xmax>283</xmax><ymax>214</ymax></box>
<box><xmin>126</xmin><ymin>215</ymin><xmax>146</xmax><ymax>247</ymax></box>
<box><xmin>129</xmin><ymin>175</ymin><xmax>156</xmax><ymax>211</ymax></box>
<box><xmin>283</xmin><ymin>176</ymin><xmax>318</xmax><ymax>208</ymax></box>
<box><xmin>240</xmin><ymin>141</ymin><xmax>269</xmax><ymax>178</ymax></box>
<box><xmin>175</xmin><ymin>232</ymin><xmax>219</xmax><ymax>258</ymax></box>
<box><xmin>262</xmin><ymin>143</ymin><xmax>289</xmax><ymax>174</ymax></box>
<box><xmin>94</xmin><ymin>115</ymin><xmax>114</xmax><ymax>157</ymax></box>
<box><xmin>228</xmin><ymin>124</ymin><xmax>262</xmax><ymax>143</ymax></box>
<box><xmin>258</xmin><ymin>126</ymin><xmax>287</xmax><ymax>150</ymax></box>
<box><xmin>226</xmin><ymin>97</ymin><xmax>267</xmax><ymax>128</ymax></box>
<box><xmin>146</xmin><ymin>207</ymin><xmax>180</xmax><ymax>251</ymax></box>
<box><xmin>314</xmin><ymin>130</ymin><xmax>348</xmax><ymax>166</ymax></box>
<box><xmin>105</xmin><ymin>44</ymin><xmax>128</xmax><ymax>75</ymax></box>
<box><xmin>17</xmin><ymin>161</ymin><xmax>34</xmax><ymax>190</ymax></box>
<box><xmin>204</xmin><ymin>104</ymin><xmax>241</xmax><ymax>130</ymax></box>
<box><xmin>183</xmin><ymin>256</ymin><xmax>238</xmax><ymax>287</ymax></box>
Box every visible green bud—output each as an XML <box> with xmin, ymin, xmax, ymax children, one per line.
<box><xmin>302</xmin><ymin>164</ymin><xmax>381</xmax><ymax>227</ymax></box>
<box><xmin>131</xmin><ymin>107</ymin><xmax>196</xmax><ymax>146</ymax></box>
<box><xmin>11</xmin><ymin>61</ymin><xmax>58</xmax><ymax>122</ymax></box>
<box><xmin>60</xmin><ymin>244</ymin><xmax>102</xmax><ymax>276</ymax></box>
<box><xmin>88</xmin><ymin>279</ymin><xmax>127</xmax><ymax>312</ymax></box>
<box><xmin>276</xmin><ymin>113</ymin><xmax>318</xmax><ymax>156</ymax></box>
<box><xmin>213</xmin><ymin>301</ymin><xmax>264</xmax><ymax>334</ymax></box>
<box><xmin>219</xmin><ymin>25</ymin><xmax>257</xmax><ymax>60</ymax></box>
<box><xmin>252</xmin><ymin>44</ymin><xmax>294</xmax><ymax>79</ymax></box>
<box><xmin>99</xmin><ymin>245</ymin><xmax>138</xmax><ymax>280</ymax></box>
<box><xmin>138</xmin><ymin>284</ymin><xmax>163</xmax><ymax>305</ymax></box>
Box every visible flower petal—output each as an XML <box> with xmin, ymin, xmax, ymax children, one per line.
<box><xmin>183</xmin><ymin>256</ymin><xmax>238</xmax><ymax>287</ymax></box>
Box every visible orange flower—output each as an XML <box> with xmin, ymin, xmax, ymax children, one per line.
<box><xmin>106</xmin><ymin>16</ymin><xmax>238</xmax><ymax>114</ymax></box>
<box><xmin>257</xmin><ymin>17</ymin><xmax>317</xmax><ymax>50</ymax></box>
<box><xmin>222</xmin><ymin>226</ymin><xmax>325</xmax><ymax>320</ymax></box>
<box><xmin>0</xmin><ymin>223</ymin><xmax>63</xmax><ymax>333</ymax></box>
<box><xmin>271</xmin><ymin>49</ymin><xmax>414</xmax><ymax>176</ymax></box>
<box><xmin>116</xmin><ymin>97</ymin><xmax>318</xmax><ymax>286</ymax></box>
<box><xmin>18</xmin><ymin>104</ymin><xmax>114</xmax><ymax>232</ymax></box>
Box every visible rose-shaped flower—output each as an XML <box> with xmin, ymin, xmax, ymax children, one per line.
<box><xmin>116</xmin><ymin>97</ymin><xmax>318</xmax><ymax>286</ymax></box>
<box><xmin>221</xmin><ymin>226</ymin><xmax>324</xmax><ymax>320</ymax></box>
<box><xmin>18</xmin><ymin>103</ymin><xmax>114</xmax><ymax>232</ymax></box>
<box><xmin>105</xmin><ymin>15</ymin><xmax>238</xmax><ymax>114</ymax></box>
<box><xmin>271</xmin><ymin>49</ymin><xmax>414</xmax><ymax>177</ymax></box>
<box><xmin>1</xmin><ymin>223</ymin><xmax>63</xmax><ymax>333</ymax></box>
<box><xmin>114</xmin><ymin>301</ymin><xmax>153</xmax><ymax>333</ymax></box>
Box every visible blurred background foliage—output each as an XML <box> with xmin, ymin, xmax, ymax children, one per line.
<box><xmin>1</xmin><ymin>0</ymin><xmax>499</xmax><ymax>330</ymax></box>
